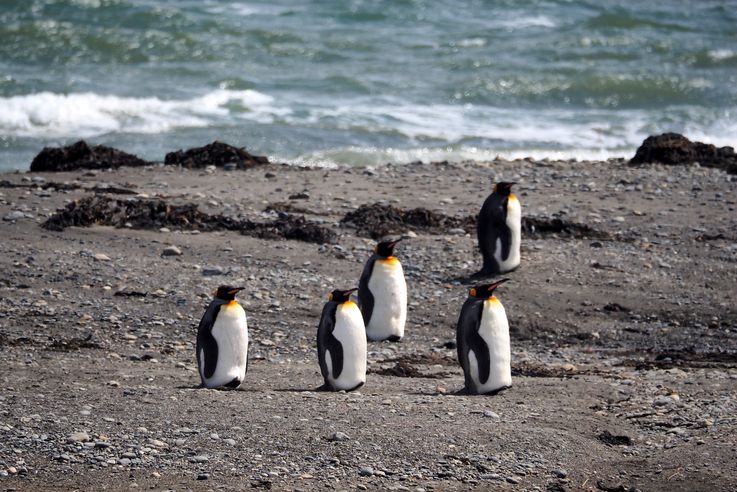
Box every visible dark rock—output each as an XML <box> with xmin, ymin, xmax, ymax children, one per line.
<box><xmin>30</xmin><ymin>141</ymin><xmax>152</xmax><ymax>172</ymax></box>
<box><xmin>164</xmin><ymin>141</ymin><xmax>268</xmax><ymax>169</ymax></box>
<box><xmin>598</xmin><ymin>430</ymin><xmax>632</xmax><ymax>446</ymax></box>
<box><xmin>43</xmin><ymin>195</ymin><xmax>335</xmax><ymax>244</ymax></box>
<box><xmin>630</xmin><ymin>133</ymin><xmax>737</xmax><ymax>174</ymax></box>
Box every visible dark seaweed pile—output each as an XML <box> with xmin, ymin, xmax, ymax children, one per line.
<box><xmin>42</xmin><ymin>195</ymin><xmax>335</xmax><ymax>244</ymax></box>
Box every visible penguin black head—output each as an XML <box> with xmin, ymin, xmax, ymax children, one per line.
<box><xmin>328</xmin><ymin>288</ymin><xmax>357</xmax><ymax>303</ymax></box>
<box><xmin>375</xmin><ymin>238</ymin><xmax>402</xmax><ymax>258</ymax></box>
<box><xmin>493</xmin><ymin>182</ymin><xmax>516</xmax><ymax>196</ymax></box>
<box><xmin>468</xmin><ymin>278</ymin><xmax>510</xmax><ymax>299</ymax></box>
<box><xmin>212</xmin><ymin>285</ymin><xmax>245</xmax><ymax>301</ymax></box>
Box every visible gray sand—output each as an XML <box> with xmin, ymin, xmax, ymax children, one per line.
<box><xmin>0</xmin><ymin>158</ymin><xmax>735</xmax><ymax>491</ymax></box>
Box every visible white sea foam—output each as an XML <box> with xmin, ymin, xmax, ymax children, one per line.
<box><xmin>496</xmin><ymin>15</ymin><xmax>556</xmax><ymax>29</ymax></box>
<box><xmin>0</xmin><ymin>89</ymin><xmax>287</xmax><ymax>138</ymax></box>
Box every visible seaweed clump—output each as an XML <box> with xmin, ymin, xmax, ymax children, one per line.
<box><xmin>43</xmin><ymin>195</ymin><xmax>335</xmax><ymax>244</ymax></box>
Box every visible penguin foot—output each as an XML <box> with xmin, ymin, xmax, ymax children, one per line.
<box><xmin>387</xmin><ymin>335</ymin><xmax>402</xmax><ymax>343</ymax></box>
<box><xmin>224</xmin><ymin>377</ymin><xmax>242</xmax><ymax>389</ymax></box>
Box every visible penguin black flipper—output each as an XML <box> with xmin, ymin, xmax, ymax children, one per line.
<box><xmin>196</xmin><ymin>300</ymin><xmax>225</xmax><ymax>379</ymax></box>
<box><xmin>456</xmin><ymin>298</ymin><xmax>490</xmax><ymax>392</ymax></box>
<box><xmin>357</xmin><ymin>255</ymin><xmax>377</xmax><ymax>326</ymax></box>
<box><xmin>317</xmin><ymin>302</ymin><xmax>344</xmax><ymax>381</ymax></box>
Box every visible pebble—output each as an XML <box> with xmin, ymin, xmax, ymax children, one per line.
<box><xmin>67</xmin><ymin>431</ymin><xmax>90</xmax><ymax>443</ymax></box>
<box><xmin>506</xmin><ymin>476</ymin><xmax>520</xmax><ymax>484</ymax></box>
<box><xmin>551</xmin><ymin>468</ymin><xmax>568</xmax><ymax>478</ymax></box>
<box><xmin>197</xmin><ymin>473</ymin><xmax>210</xmax><ymax>480</ymax></box>
<box><xmin>162</xmin><ymin>245</ymin><xmax>183</xmax><ymax>256</ymax></box>
<box><xmin>223</xmin><ymin>438</ymin><xmax>236</xmax><ymax>446</ymax></box>
<box><xmin>202</xmin><ymin>266</ymin><xmax>225</xmax><ymax>276</ymax></box>
<box><xmin>328</xmin><ymin>431</ymin><xmax>351</xmax><ymax>442</ymax></box>
<box><xmin>191</xmin><ymin>455</ymin><xmax>209</xmax><ymax>463</ymax></box>
<box><xmin>480</xmin><ymin>473</ymin><xmax>502</xmax><ymax>480</ymax></box>
<box><xmin>359</xmin><ymin>466</ymin><xmax>374</xmax><ymax>476</ymax></box>
<box><xmin>483</xmin><ymin>410</ymin><xmax>500</xmax><ymax>419</ymax></box>
<box><xmin>3</xmin><ymin>211</ymin><xmax>25</xmax><ymax>221</ymax></box>
<box><xmin>94</xmin><ymin>253</ymin><xmax>111</xmax><ymax>262</ymax></box>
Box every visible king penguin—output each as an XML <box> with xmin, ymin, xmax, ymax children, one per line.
<box><xmin>317</xmin><ymin>288</ymin><xmax>367</xmax><ymax>391</ymax></box>
<box><xmin>196</xmin><ymin>285</ymin><xmax>249</xmax><ymax>389</ymax></box>
<box><xmin>476</xmin><ymin>182</ymin><xmax>521</xmax><ymax>276</ymax></box>
<box><xmin>456</xmin><ymin>279</ymin><xmax>512</xmax><ymax>395</ymax></box>
<box><xmin>358</xmin><ymin>238</ymin><xmax>407</xmax><ymax>342</ymax></box>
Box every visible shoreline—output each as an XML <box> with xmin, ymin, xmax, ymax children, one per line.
<box><xmin>0</xmin><ymin>158</ymin><xmax>735</xmax><ymax>490</ymax></box>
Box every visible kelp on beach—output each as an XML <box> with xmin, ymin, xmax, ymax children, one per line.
<box><xmin>42</xmin><ymin>195</ymin><xmax>336</xmax><ymax>244</ymax></box>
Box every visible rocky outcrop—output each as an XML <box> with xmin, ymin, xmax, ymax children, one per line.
<box><xmin>164</xmin><ymin>141</ymin><xmax>269</xmax><ymax>169</ymax></box>
<box><xmin>30</xmin><ymin>141</ymin><xmax>152</xmax><ymax>172</ymax></box>
<box><xmin>630</xmin><ymin>133</ymin><xmax>737</xmax><ymax>174</ymax></box>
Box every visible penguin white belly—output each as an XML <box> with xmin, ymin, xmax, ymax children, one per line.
<box><xmin>203</xmin><ymin>303</ymin><xmax>249</xmax><ymax>388</ymax></box>
<box><xmin>494</xmin><ymin>195</ymin><xmax>521</xmax><ymax>272</ymax></box>
<box><xmin>470</xmin><ymin>298</ymin><xmax>511</xmax><ymax>393</ymax></box>
<box><xmin>366</xmin><ymin>258</ymin><xmax>407</xmax><ymax>341</ymax></box>
<box><xmin>328</xmin><ymin>302</ymin><xmax>367</xmax><ymax>390</ymax></box>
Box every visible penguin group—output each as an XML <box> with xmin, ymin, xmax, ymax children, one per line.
<box><xmin>196</xmin><ymin>181</ymin><xmax>521</xmax><ymax>396</ymax></box>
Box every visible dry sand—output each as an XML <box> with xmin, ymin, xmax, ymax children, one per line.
<box><xmin>0</xmin><ymin>158</ymin><xmax>736</xmax><ymax>491</ymax></box>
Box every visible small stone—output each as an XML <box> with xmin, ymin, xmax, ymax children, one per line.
<box><xmin>551</xmin><ymin>468</ymin><xmax>567</xmax><ymax>478</ymax></box>
<box><xmin>328</xmin><ymin>431</ymin><xmax>351</xmax><ymax>442</ymax></box>
<box><xmin>94</xmin><ymin>253</ymin><xmax>111</xmax><ymax>262</ymax></box>
<box><xmin>117</xmin><ymin>458</ymin><xmax>131</xmax><ymax>466</ymax></box>
<box><xmin>197</xmin><ymin>473</ymin><xmax>210</xmax><ymax>480</ymax></box>
<box><xmin>506</xmin><ymin>476</ymin><xmax>520</xmax><ymax>484</ymax></box>
<box><xmin>3</xmin><ymin>211</ymin><xmax>25</xmax><ymax>221</ymax></box>
<box><xmin>202</xmin><ymin>266</ymin><xmax>225</xmax><ymax>276</ymax></box>
<box><xmin>191</xmin><ymin>455</ymin><xmax>209</xmax><ymax>463</ymax></box>
<box><xmin>68</xmin><ymin>431</ymin><xmax>90</xmax><ymax>443</ymax></box>
<box><xmin>590</xmin><ymin>241</ymin><xmax>603</xmax><ymax>248</ymax></box>
<box><xmin>223</xmin><ymin>438</ymin><xmax>236</xmax><ymax>446</ymax></box>
<box><xmin>107</xmin><ymin>380</ymin><xmax>120</xmax><ymax>387</ymax></box>
<box><xmin>480</xmin><ymin>473</ymin><xmax>502</xmax><ymax>480</ymax></box>
<box><xmin>359</xmin><ymin>467</ymin><xmax>374</xmax><ymax>476</ymax></box>
<box><xmin>7</xmin><ymin>467</ymin><xmax>18</xmax><ymax>475</ymax></box>
<box><xmin>162</xmin><ymin>245</ymin><xmax>182</xmax><ymax>257</ymax></box>
<box><xmin>483</xmin><ymin>410</ymin><xmax>500</xmax><ymax>419</ymax></box>
<box><xmin>149</xmin><ymin>439</ymin><xmax>167</xmax><ymax>448</ymax></box>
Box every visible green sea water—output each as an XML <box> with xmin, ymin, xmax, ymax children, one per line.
<box><xmin>1</xmin><ymin>0</ymin><xmax>736</xmax><ymax>170</ymax></box>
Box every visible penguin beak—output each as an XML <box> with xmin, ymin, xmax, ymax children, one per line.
<box><xmin>227</xmin><ymin>287</ymin><xmax>245</xmax><ymax>295</ymax></box>
<box><xmin>489</xmin><ymin>278</ymin><xmax>511</xmax><ymax>292</ymax></box>
<box><xmin>344</xmin><ymin>288</ymin><xmax>358</xmax><ymax>296</ymax></box>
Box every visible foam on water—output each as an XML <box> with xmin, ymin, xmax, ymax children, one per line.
<box><xmin>0</xmin><ymin>89</ymin><xmax>286</xmax><ymax>138</ymax></box>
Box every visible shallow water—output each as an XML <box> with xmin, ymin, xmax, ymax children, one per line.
<box><xmin>1</xmin><ymin>0</ymin><xmax>736</xmax><ymax>169</ymax></box>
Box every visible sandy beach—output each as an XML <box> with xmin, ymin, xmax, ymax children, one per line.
<box><xmin>1</xmin><ymin>157</ymin><xmax>736</xmax><ymax>491</ymax></box>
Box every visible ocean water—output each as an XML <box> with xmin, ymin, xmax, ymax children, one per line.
<box><xmin>1</xmin><ymin>0</ymin><xmax>736</xmax><ymax>170</ymax></box>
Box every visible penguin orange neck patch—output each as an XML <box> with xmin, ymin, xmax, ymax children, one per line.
<box><xmin>508</xmin><ymin>194</ymin><xmax>518</xmax><ymax>202</ymax></box>
<box><xmin>380</xmin><ymin>256</ymin><xmax>399</xmax><ymax>265</ymax></box>
<box><xmin>226</xmin><ymin>300</ymin><xmax>240</xmax><ymax>307</ymax></box>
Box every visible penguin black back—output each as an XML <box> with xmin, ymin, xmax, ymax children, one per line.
<box><xmin>476</xmin><ymin>182</ymin><xmax>520</xmax><ymax>276</ymax></box>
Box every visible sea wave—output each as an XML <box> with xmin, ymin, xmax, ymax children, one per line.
<box><xmin>0</xmin><ymin>89</ymin><xmax>287</xmax><ymax>138</ymax></box>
